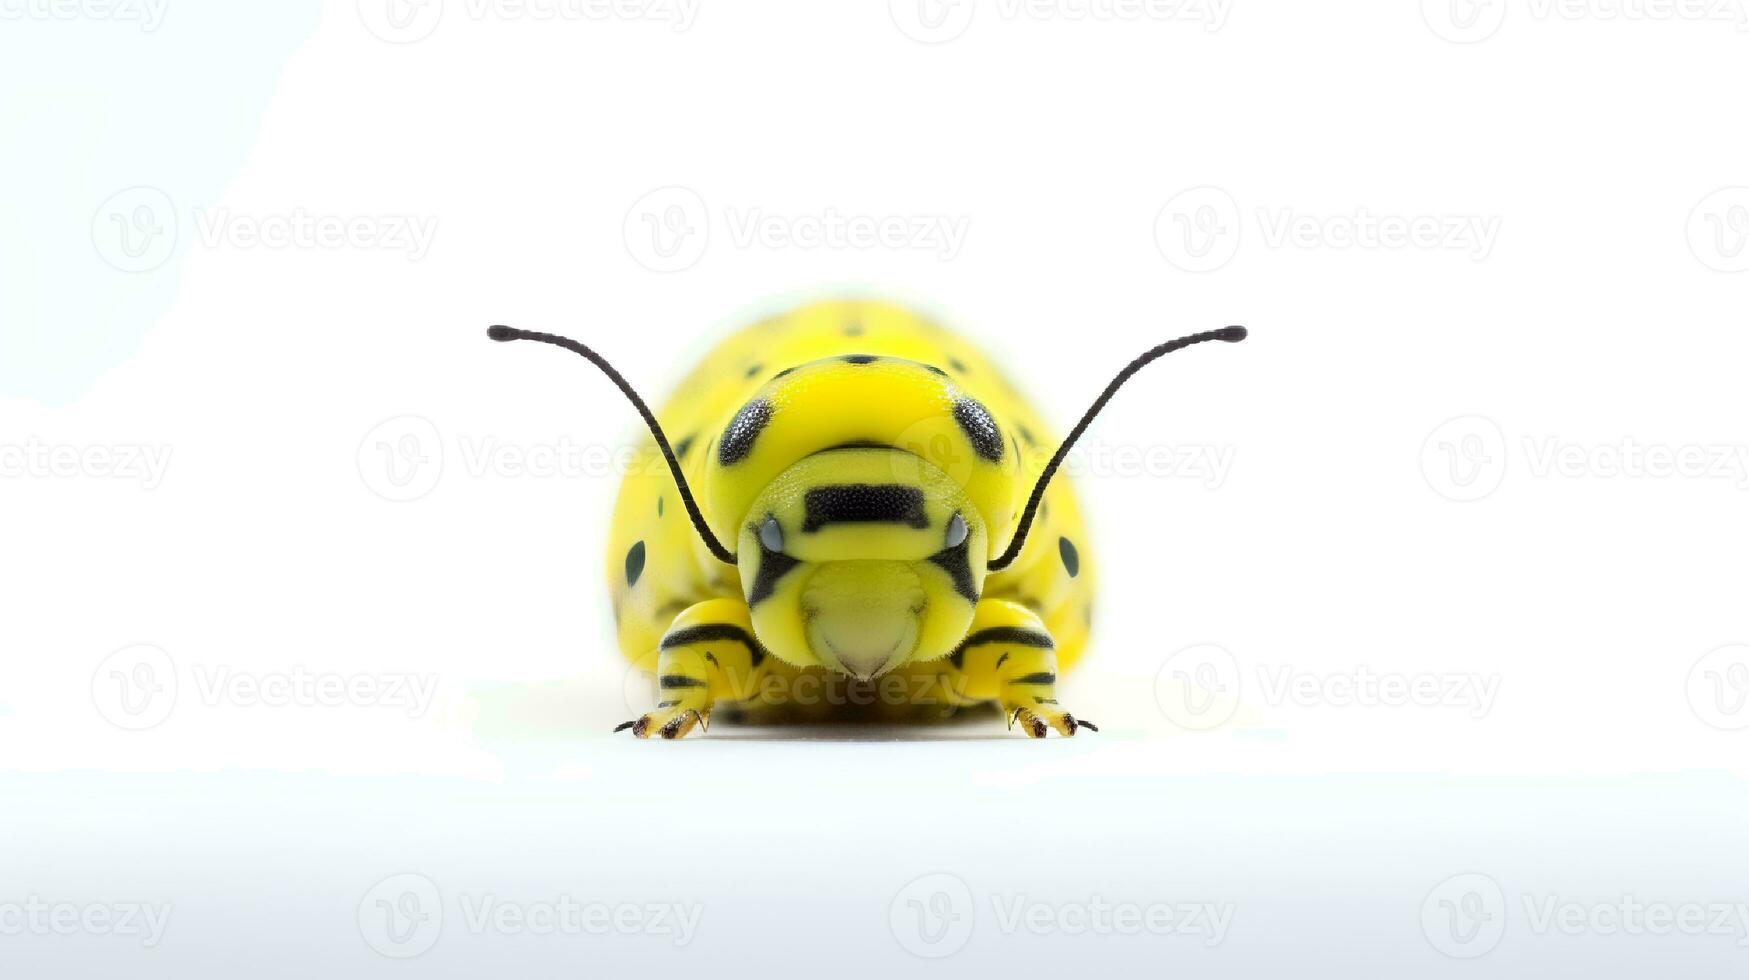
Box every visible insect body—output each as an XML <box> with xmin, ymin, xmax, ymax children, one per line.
<box><xmin>489</xmin><ymin>300</ymin><xmax>1245</xmax><ymax>738</ymax></box>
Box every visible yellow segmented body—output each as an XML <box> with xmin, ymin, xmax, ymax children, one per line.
<box><xmin>605</xmin><ymin>299</ymin><xmax>1094</xmax><ymax>684</ymax></box>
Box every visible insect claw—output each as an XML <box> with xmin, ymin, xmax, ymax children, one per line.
<box><xmin>612</xmin><ymin>720</ymin><xmax>636</xmax><ymax>733</ymax></box>
<box><xmin>1077</xmin><ymin>718</ymin><xmax>1099</xmax><ymax>733</ymax></box>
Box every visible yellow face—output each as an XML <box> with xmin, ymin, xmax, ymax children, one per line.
<box><xmin>734</xmin><ymin>449</ymin><xmax>988</xmax><ymax>677</ymax></box>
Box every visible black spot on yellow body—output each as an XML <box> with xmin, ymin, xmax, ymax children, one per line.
<box><xmin>625</xmin><ymin>541</ymin><xmax>647</xmax><ymax>586</ymax></box>
<box><xmin>1058</xmin><ymin>537</ymin><xmax>1080</xmax><ymax>577</ymax></box>
<box><xmin>948</xmin><ymin>357</ymin><xmax>969</xmax><ymax>373</ymax></box>
<box><xmin>841</xmin><ymin>354</ymin><xmax>879</xmax><ymax>365</ymax></box>
<box><xmin>843</xmin><ymin>320</ymin><xmax>865</xmax><ymax>337</ymax></box>
<box><xmin>745</xmin><ymin>364</ymin><xmax>763</xmax><ymax>379</ymax></box>
<box><xmin>673</xmin><ymin>434</ymin><xmax>696</xmax><ymax>460</ymax></box>
<box><xmin>952</xmin><ymin>398</ymin><xmax>1004</xmax><ymax>463</ymax></box>
<box><xmin>718</xmin><ymin>399</ymin><xmax>773</xmax><ymax>465</ymax></box>
<box><xmin>1018</xmin><ymin>425</ymin><xmax>1037</xmax><ymax>447</ymax></box>
<box><xmin>774</xmin><ymin>366</ymin><xmax>797</xmax><ymax>379</ymax></box>
<box><xmin>657</xmin><ymin>496</ymin><xmax>664</xmax><ymax>517</ymax></box>
<box><xmin>923</xmin><ymin>363</ymin><xmax>948</xmax><ymax>377</ymax></box>
<box><xmin>746</xmin><ymin>546</ymin><xmax>802</xmax><ymax>606</ymax></box>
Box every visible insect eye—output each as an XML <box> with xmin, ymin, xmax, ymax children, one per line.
<box><xmin>945</xmin><ymin>513</ymin><xmax>968</xmax><ymax>548</ymax></box>
<box><xmin>759</xmin><ymin>515</ymin><xmax>784</xmax><ymax>553</ymax></box>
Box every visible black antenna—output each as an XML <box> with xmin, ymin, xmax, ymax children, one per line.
<box><xmin>987</xmin><ymin>325</ymin><xmax>1247</xmax><ymax>572</ymax></box>
<box><xmin>487</xmin><ymin>325</ymin><xmax>738</xmax><ymax>566</ymax></box>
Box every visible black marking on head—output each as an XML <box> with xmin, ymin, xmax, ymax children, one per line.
<box><xmin>659</xmin><ymin>674</ymin><xmax>707</xmax><ymax>689</ymax></box>
<box><xmin>672</xmin><ymin>434</ymin><xmax>696</xmax><ymax>461</ymax></box>
<box><xmin>841</xmin><ymin>354</ymin><xmax>880</xmax><ymax>365</ymax></box>
<box><xmin>952</xmin><ymin>398</ymin><xmax>1005</xmax><ymax>463</ymax></box>
<box><xmin>995</xmin><ymin>652</ymin><xmax>1010</xmax><ymax>668</ymax></box>
<box><xmin>718</xmin><ymin>399</ymin><xmax>773</xmax><ymax>466</ymax></box>
<box><xmin>746</xmin><ymin>546</ymin><xmax>802</xmax><ymax>607</ymax></box>
<box><xmin>1018</xmin><ymin>424</ymin><xmax>1038</xmax><ymax>447</ymax></box>
<box><xmin>922</xmin><ymin>363</ymin><xmax>948</xmax><ymax>377</ymax></box>
<box><xmin>773</xmin><ymin>366</ymin><xmax>798</xmax><ymax>379</ymax></box>
<box><xmin>948</xmin><ymin>357</ymin><xmax>969</xmax><ymax>373</ymax></box>
<box><xmin>657</xmin><ymin>496</ymin><xmax>664</xmax><ymax>517</ymax></box>
<box><xmin>661</xmin><ymin>623</ymin><xmax>763</xmax><ymax>652</ymax></box>
<box><xmin>703</xmin><ymin>652</ymin><xmax>719</xmax><ymax>666</ymax></box>
<box><xmin>1013</xmin><ymin>671</ymin><xmax>1056</xmax><ymax>685</ymax></box>
<box><xmin>624</xmin><ymin>541</ymin><xmax>646</xmax><ymax>587</ymax></box>
<box><xmin>802</xmin><ymin>484</ymin><xmax>927</xmax><ymax>532</ymax></box>
<box><xmin>1058</xmin><ymin>537</ymin><xmax>1080</xmax><ymax>577</ymax></box>
<box><xmin>927</xmin><ymin>537</ymin><xmax>979</xmax><ymax>603</ymax></box>
<box><xmin>744</xmin><ymin>363</ymin><xmax>764</xmax><ymax>379</ymax></box>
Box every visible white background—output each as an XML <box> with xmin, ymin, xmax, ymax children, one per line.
<box><xmin>3</xmin><ymin>0</ymin><xmax>1748</xmax><ymax>975</ymax></box>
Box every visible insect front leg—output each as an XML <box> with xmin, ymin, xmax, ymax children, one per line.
<box><xmin>617</xmin><ymin>597</ymin><xmax>769</xmax><ymax>739</ymax></box>
<box><xmin>944</xmin><ymin>599</ymin><xmax>1096</xmax><ymax>738</ymax></box>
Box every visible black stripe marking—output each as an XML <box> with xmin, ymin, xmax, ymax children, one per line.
<box><xmin>995</xmin><ymin>652</ymin><xmax>1010</xmax><ymax>668</ymax></box>
<box><xmin>803</xmin><ymin>484</ymin><xmax>927</xmax><ymax>532</ymax></box>
<box><xmin>923</xmin><ymin>363</ymin><xmax>948</xmax><ymax>377</ymax></box>
<box><xmin>841</xmin><ymin>354</ymin><xmax>879</xmax><ymax>365</ymax></box>
<box><xmin>1013</xmin><ymin>671</ymin><xmax>1056</xmax><ymax>685</ymax></box>
<box><xmin>928</xmin><ymin>538</ymin><xmax>979</xmax><ymax>603</ymax></box>
<box><xmin>819</xmin><ymin>440</ymin><xmax>895</xmax><ymax>452</ymax></box>
<box><xmin>746</xmin><ymin>547</ymin><xmax>801</xmax><ymax>611</ymax></box>
<box><xmin>661</xmin><ymin>623</ymin><xmax>761</xmax><ymax>652</ymax></box>
<box><xmin>659</xmin><ymin>674</ymin><xmax>707</xmax><ymax>689</ymax></box>
<box><xmin>948</xmin><ymin>626</ymin><xmax>1053</xmax><ymax>663</ymax></box>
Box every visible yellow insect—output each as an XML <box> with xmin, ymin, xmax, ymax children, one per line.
<box><xmin>488</xmin><ymin>300</ymin><xmax>1245</xmax><ymax>738</ymax></box>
